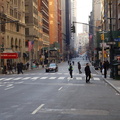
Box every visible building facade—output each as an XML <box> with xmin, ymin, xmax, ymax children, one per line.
<box><xmin>0</xmin><ymin>0</ymin><xmax>26</xmax><ymax>66</ymax></box>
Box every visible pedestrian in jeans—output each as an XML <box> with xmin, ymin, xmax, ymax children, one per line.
<box><xmin>78</xmin><ymin>62</ymin><xmax>82</xmax><ymax>74</ymax></box>
<box><xmin>84</xmin><ymin>63</ymin><xmax>91</xmax><ymax>83</ymax></box>
<box><xmin>68</xmin><ymin>63</ymin><xmax>73</xmax><ymax>78</ymax></box>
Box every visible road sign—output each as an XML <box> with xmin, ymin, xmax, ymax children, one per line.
<box><xmin>114</xmin><ymin>38</ymin><xmax>120</xmax><ymax>42</ymax></box>
<box><xmin>107</xmin><ymin>42</ymin><xmax>116</xmax><ymax>45</ymax></box>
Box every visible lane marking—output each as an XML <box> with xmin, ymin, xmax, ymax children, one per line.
<box><xmin>49</xmin><ymin>77</ymin><xmax>56</xmax><ymax>79</ymax></box>
<box><xmin>0</xmin><ymin>78</ymin><xmax>5</xmax><ymax>81</ymax></box>
<box><xmin>58</xmin><ymin>77</ymin><xmax>65</xmax><ymax>79</ymax></box>
<box><xmin>31</xmin><ymin>77</ymin><xmax>39</xmax><ymax>81</ymax></box>
<box><xmin>22</xmin><ymin>77</ymin><xmax>31</xmax><ymax>80</ymax></box>
<box><xmin>93</xmin><ymin>78</ymin><xmax>100</xmax><ymax>81</ymax></box>
<box><xmin>58</xmin><ymin>87</ymin><xmax>63</xmax><ymax>91</ymax></box>
<box><xmin>76</xmin><ymin>77</ymin><xmax>82</xmax><ymax>80</ymax></box>
<box><xmin>32</xmin><ymin>104</ymin><xmax>44</xmax><ymax>115</ymax></box>
<box><xmin>40</xmin><ymin>77</ymin><xmax>47</xmax><ymax>79</ymax></box>
<box><xmin>5</xmin><ymin>78</ymin><xmax>13</xmax><ymax>81</ymax></box>
<box><xmin>13</xmin><ymin>77</ymin><xmax>22</xmax><ymax>80</ymax></box>
<box><xmin>5</xmin><ymin>86</ymin><xmax>14</xmax><ymax>90</ymax></box>
<box><xmin>6</xmin><ymin>84</ymin><xmax>13</xmax><ymax>87</ymax></box>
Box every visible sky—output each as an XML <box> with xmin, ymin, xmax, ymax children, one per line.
<box><xmin>76</xmin><ymin>0</ymin><xmax>92</xmax><ymax>33</ymax></box>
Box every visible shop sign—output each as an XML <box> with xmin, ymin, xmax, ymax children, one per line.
<box><xmin>0</xmin><ymin>53</ymin><xmax>18</xmax><ymax>59</ymax></box>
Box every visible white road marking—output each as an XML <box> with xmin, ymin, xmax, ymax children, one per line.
<box><xmin>93</xmin><ymin>78</ymin><xmax>100</xmax><ymax>81</ymax></box>
<box><xmin>22</xmin><ymin>77</ymin><xmax>31</xmax><ymax>80</ymax></box>
<box><xmin>76</xmin><ymin>77</ymin><xmax>82</xmax><ymax>80</ymax></box>
<box><xmin>58</xmin><ymin>77</ymin><xmax>65</xmax><ymax>79</ymax></box>
<box><xmin>0</xmin><ymin>78</ymin><xmax>5</xmax><ymax>81</ymax></box>
<box><xmin>49</xmin><ymin>77</ymin><xmax>56</xmax><ymax>79</ymax></box>
<box><xmin>4</xmin><ymin>78</ymin><xmax>13</xmax><ymax>81</ymax></box>
<box><xmin>6</xmin><ymin>84</ymin><xmax>13</xmax><ymax>87</ymax></box>
<box><xmin>58</xmin><ymin>87</ymin><xmax>63</xmax><ymax>91</ymax></box>
<box><xmin>40</xmin><ymin>77</ymin><xmax>47</xmax><ymax>79</ymax></box>
<box><xmin>13</xmin><ymin>77</ymin><xmax>22</xmax><ymax>80</ymax></box>
<box><xmin>31</xmin><ymin>77</ymin><xmax>39</xmax><ymax>80</ymax></box>
<box><xmin>5</xmin><ymin>86</ymin><xmax>14</xmax><ymax>90</ymax></box>
<box><xmin>32</xmin><ymin>104</ymin><xmax>44</xmax><ymax>115</ymax></box>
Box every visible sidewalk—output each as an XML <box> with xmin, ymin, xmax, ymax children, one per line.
<box><xmin>96</xmin><ymin>69</ymin><xmax>120</xmax><ymax>94</ymax></box>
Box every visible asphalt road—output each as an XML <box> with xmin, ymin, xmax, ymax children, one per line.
<box><xmin>0</xmin><ymin>57</ymin><xmax>120</xmax><ymax>120</ymax></box>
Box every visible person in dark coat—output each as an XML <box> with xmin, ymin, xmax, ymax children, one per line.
<box><xmin>19</xmin><ymin>62</ymin><xmax>23</xmax><ymax>74</ymax></box>
<box><xmin>84</xmin><ymin>63</ymin><xmax>91</xmax><ymax>83</ymax></box>
<box><xmin>17</xmin><ymin>63</ymin><xmax>20</xmax><ymax>74</ymax></box>
<box><xmin>103</xmin><ymin>61</ymin><xmax>107</xmax><ymax>78</ymax></box>
<box><xmin>78</xmin><ymin>62</ymin><xmax>82</xmax><ymax>74</ymax></box>
<box><xmin>68</xmin><ymin>63</ymin><xmax>73</xmax><ymax>78</ymax></box>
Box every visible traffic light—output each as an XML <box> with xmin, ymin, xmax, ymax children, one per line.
<box><xmin>71</xmin><ymin>25</ymin><xmax>75</xmax><ymax>33</ymax></box>
<box><xmin>101</xmin><ymin>33</ymin><xmax>104</xmax><ymax>40</ymax></box>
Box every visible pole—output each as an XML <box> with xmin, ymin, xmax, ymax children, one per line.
<box><xmin>109</xmin><ymin>1</ymin><xmax>114</xmax><ymax>78</ymax></box>
<box><xmin>102</xmin><ymin>39</ymin><xmax>104</xmax><ymax>62</ymax></box>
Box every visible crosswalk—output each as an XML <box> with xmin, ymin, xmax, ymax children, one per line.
<box><xmin>0</xmin><ymin>76</ymin><xmax>101</xmax><ymax>81</ymax></box>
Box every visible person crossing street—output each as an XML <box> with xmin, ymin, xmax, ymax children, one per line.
<box><xmin>68</xmin><ymin>63</ymin><xmax>73</xmax><ymax>78</ymax></box>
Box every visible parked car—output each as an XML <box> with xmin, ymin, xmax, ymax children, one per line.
<box><xmin>45</xmin><ymin>63</ymin><xmax>58</xmax><ymax>72</ymax></box>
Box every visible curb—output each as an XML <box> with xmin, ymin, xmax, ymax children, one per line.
<box><xmin>95</xmin><ymin>69</ymin><xmax>120</xmax><ymax>94</ymax></box>
<box><xmin>102</xmin><ymin>77</ymin><xmax>120</xmax><ymax>94</ymax></box>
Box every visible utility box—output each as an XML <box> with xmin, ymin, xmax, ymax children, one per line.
<box><xmin>113</xmin><ymin>63</ymin><xmax>120</xmax><ymax>80</ymax></box>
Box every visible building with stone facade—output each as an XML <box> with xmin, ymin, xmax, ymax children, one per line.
<box><xmin>0</xmin><ymin>0</ymin><xmax>26</xmax><ymax>68</ymax></box>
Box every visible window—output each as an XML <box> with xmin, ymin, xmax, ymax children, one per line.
<box><xmin>25</xmin><ymin>28</ymin><xmax>29</xmax><ymax>35</ymax></box>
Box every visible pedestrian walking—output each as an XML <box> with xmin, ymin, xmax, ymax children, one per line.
<box><xmin>78</xmin><ymin>62</ymin><xmax>82</xmax><ymax>74</ymax></box>
<box><xmin>72</xmin><ymin>61</ymin><xmax>74</xmax><ymax>65</ymax></box>
<box><xmin>84</xmin><ymin>63</ymin><xmax>91</xmax><ymax>83</ymax></box>
<box><xmin>68</xmin><ymin>63</ymin><xmax>73</xmax><ymax>78</ymax></box>
<box><xmin>103</xmin><ymin>61</ymin><xmax>107</xmax><ymax>78</ymax></box>
<box><xmin>26</xmin><ymin>62</ymin><xmax>29</xmax><ymax>70</ymax></box>
<box><xmin>17</xmin><ymin>63</ymin><xmax>20</xmax><ymax>74</ymax></box>
<box><xmin>19</xmin><ymin>62</ymin><xmax>23</xmax><ymax>74</ymax></box>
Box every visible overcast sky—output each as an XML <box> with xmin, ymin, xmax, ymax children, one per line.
<box><xmin>76</xmin><ymin>0</ymin><xmax>92</xmax><ymax>33</ymax></box>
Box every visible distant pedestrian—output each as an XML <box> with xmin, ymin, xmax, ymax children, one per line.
<box><xmin>72</xmin><ymin>61</ymin><xmax>74</xmax><ymax>65</ymax></box>
<box><xmin>68</xmin><ymin>60</ymin><xmax>70</xmax><ymax>65</ymax></box>
<box><xmin>19</xmin><ymin>62</ymin><xmax>23</xmax><ymax>74</ymax></box>
<box><xmin>78</xmin><ymin>62</ymin><xmax>82</xmax><ymax>74</ymax></box>
<box><xmin>106</xmin><ymin>60</ymin><xmax>110</xmax><ymax>70</ymax></box>
<box><xmin>26</xmin><ymin>62</ymin><xmax>29</xmax><ymax>70</ymax></box>
<box><xmin>84</xmin><ymin>63</ymin><xmax>91</xmax><ymax>83</ymax></box>
<box><xmin>68</xmin><ymin>63</ymin><xmax>73</xmax><ymax>78</ymax></box>
<box><xmin>103</xmin><ymin>61</ymin><xmax>107</xmax><ymax>78</ymax></box>
<box><xmin>17</xmin><ymin>63</ymin><xmax>20</xmax><ymax>74</ymax></box>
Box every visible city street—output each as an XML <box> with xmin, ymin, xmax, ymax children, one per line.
<box><xmin>0</xmin><ymin>57</ymin><xmax>120</xmax><ymax>120</ymax></box>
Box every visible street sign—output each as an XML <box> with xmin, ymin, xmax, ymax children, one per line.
<box><xmin>114</xmin><ymin>38</ymin><xmax>120</xmax><ymax>42</ymax></box>
<box><xmin>107</xmin><ymin>42</ymin><xmax>116</xmax><ymax>45</ymax></box>
<box><xmin>0</xmin><ymin>53</ymin><xmax>18</xmax><ymax>59</ymax></box>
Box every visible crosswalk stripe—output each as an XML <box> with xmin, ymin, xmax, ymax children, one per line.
<box><xmin>93</xmin><ymin>78</ymin><xmax>100</xmax><ymax>81</ymax></box>
<box><xmin>40</xmin><ymin>77</ymin><xmax>47</xmax><ymax>79</ymax></box>
<box><xmin>5</xmin><ymin>78</ymin><xmax>13</xmax><ymax>81</ymax></box>
<box><xmin>0</xmin><ymin>78</ymin><xmax>5</xmax><ymax>81</ymax></box>
<box><xmin>31</xmin><ymin>77</ymin><xmax>39</xmax><ymax>80</ymax></box>
<box><xmin>13</xmin><ymin>77</ymin><xmax>22</xmax><ymax>80</ymax></box>
<box><xmin>49</xmin><ymin>77</ymin><xmax>56</xmax><ymax>79</ymax></box>
<box><xmin>76</xmin><ymin>77</ymin><xmax>82</xmax><ymax>80</ymax></box>
<box><xmin>22</xmin><ymin>77</ymin><xmax>31</xmax><ymax>80</ymax></box>
<box><xmin>58</xmin><ymin>77</ymin><xmax>65</xmax><ymax>79</ymax></box>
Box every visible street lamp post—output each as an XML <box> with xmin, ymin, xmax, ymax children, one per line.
<box><xmin>109</xmin><ymin>1</ymin><xmax>114</xmax><ymax>78</ymax></box>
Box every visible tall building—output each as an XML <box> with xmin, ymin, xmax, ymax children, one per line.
<box><xmin>25</xmin><ymin>0</ymin><xmax>40</xmax><ymax>63</ymax></box>
<box><xmin>41</xmin><ymin>0</ymin><xmax>49</xmax><ymax>47</ymax></box>
<box><xmin>49</xmin><ymin>0</ymin><xmax>58</xmax><ymax>45</ymax></box>
<box><xmin>61</xmin><ymin>0</ymin><xmax>66</xmax><ymax>60</ymax></box>
<box><xmin>57</xmin><ymin>0</ymin><xmax>62</xmax><ymax>54</ymax></box>
<box><xmin>1</xmin><ymin>0</ymin><xmax>26</xmax><ymax>65</ymax></box>
<box><xmin>71</xmin><ymin>0</ymin><xmax>77</xmax><ymax>51</ymax></box>
<box><xmin>65</xmin><ymin>0</ymin><xmax>71</xmax><ymax>59</ymax></box>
